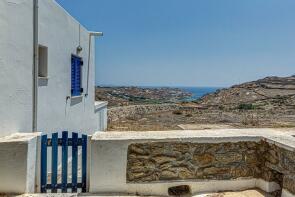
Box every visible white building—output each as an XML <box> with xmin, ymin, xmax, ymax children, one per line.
<box><xmin>0</xmin><ymin>0</ymin><xmax>107</xmax><ymax>137</ymax></box>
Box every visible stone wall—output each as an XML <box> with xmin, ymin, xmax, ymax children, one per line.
<box><xmin>262</xmin><ymin>141</ymin><xmax>295</xmax><ymax>195</ymax></box>
<box><xmin>108</xmin><ymin>104</ymin><xmax>181</xmax><ymax>122</ymax></box>
<box><xmin>283</xmin><ymin>175</ymin><xmax>295</xmax><ymax>195</ymax></box>
<box><xmin>127</xmin><ymin>140</ymin><xmax>295</xmax><ymax>195</ymax></box>
<box><xmin>127</xmin><ymin>141</ymin><xmax>259</xmax><ymax>182</ymax></box>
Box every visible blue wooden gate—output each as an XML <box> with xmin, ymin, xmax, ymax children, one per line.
<box><xmin>41</xmin><ymin>131</ymin><xmax>88</xmax><ymax>193</ymax></box>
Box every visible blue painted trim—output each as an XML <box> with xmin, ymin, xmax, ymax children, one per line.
<box><xmin>41</xmin><ymin>135</ymin><xmax>48</xmax><ymax>193</ymax></box>
<box><xmin>51</xmin><ymin>133</ymin><xmax>58</xmax><ymax>193</ymax></box>
<box><xmin>72</xmin><ymin>132</ymin><xmax>78</xmax><ymax>192</ymax></box>
<box><xmin>82</xmin><ymin>134</ymin><xmax>87</xmax><ymax>192</ymax></box>
<box><xmin>62</xmin><ymin>131</ymin><xmax>68</xmax><ymax>193</ymax></box>
<box><xmin>71</xmin><ymin>55</ymin><xmax>82</xmax><ymax>96</ymax></box>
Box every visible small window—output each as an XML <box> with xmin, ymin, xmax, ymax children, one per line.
<box><xmin>38</xmin><ymin>45</ymin><xmax>48</xmax><ymax>78</ymax></box>
<box><xmin>71</xmin><ymin>55</ymin><xmax>83</xmax><ymax>96</ymax></box>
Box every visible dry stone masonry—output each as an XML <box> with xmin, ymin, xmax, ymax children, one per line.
<box><xmin>108</xmin><ymin>104</ymin><xmax>181</xmax><ymax>122</ymax></box>
<box><xmin>127</xmin><ymin>140</ymin><xmax>295</xmax><ymax>195</ymax></box>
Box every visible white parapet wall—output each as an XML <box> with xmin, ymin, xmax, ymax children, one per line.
<box><xmin>0</xmin><ymin>132</ymin><xmax>39</xmax><ymax>194</ymax></box>
<box><xmin>282</xmin><ymin>189</ymin><xmax>295</xmax><ymax>197</ymax></box>
<box><xmin>95</xmin><ymin>101</ymin><xmax>108</xmax><ymax>131</ymax></box>
<box><xmin>90</xmin><ymin>128</ymin><xmax>295</xmax><ymax>196</ymax></box>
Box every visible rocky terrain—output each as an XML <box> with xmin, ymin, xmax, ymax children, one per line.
<box><xmin>196</xmin><ymin>76</ymin><xmax>295</xmax><ymax>109</ymax></box>
<box><xmin>96</xmin><ymin>86</ymin><xmax>192</xmax><ymax>107</ymax></box>
<box><xmin>106</xmin><ymin>76</ymin><xmax>295</xmax><ymax>131</ymax></box>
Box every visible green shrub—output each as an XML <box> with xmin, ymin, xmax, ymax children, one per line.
<box><xmin>238</xmin><ymin>103</ymin><xmax>255</xmax><ymax>110</ymax></box>
<box><xmin>172</xmin><ymin>110</ymin><xmax>183</xmax><ymax>115</ymax></box>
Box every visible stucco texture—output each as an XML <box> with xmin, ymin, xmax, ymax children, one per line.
<box><xmin>0</xmin><ymin>0</ymin><xmax>106</xmax><ymax>137</ymax></box>
<box><xmin>0</xmin><ymin>0</ymin><xmax>34</xmax><ymax>137</ymax></box>
<box><xmin>0</xmin><ymin>133</ymin><xmax>38</xmax><ymax>194</ymax></box>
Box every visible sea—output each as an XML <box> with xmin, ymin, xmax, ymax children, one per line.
<box><xmin>99</xmin><ymin>85</ymin><xmax>223</xmax><ymax>102</ymax></box>
<box><xmin>176</xmin><ymin>87</ymin><xmax>222</xmax><ymax>101</ymax></box>
<box><xmin>178</xmin><ymin>87</ymin><xmax>222</xmax><ymax>101</ymax></box>
<box><xmin>139</xmin><ymin>86</ymin><xmax>222</xmax><ymax>101</ymax></box>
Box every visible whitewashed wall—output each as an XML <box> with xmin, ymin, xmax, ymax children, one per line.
<box><xmin>95</xmin><ymin>101</ymin><xmax>108</xmax><ymax>131</ymax></box>
<box><xmin>0</xmin><ymin>0</ymin><xmax>106</xmax><ymax>137</ymax></box>
<box><xmin>0</xmin><ymin>0</ymin><xmax>34</xmax><ymax>137</ymax></box>
<box><xmin>37</xmin><ymin>0</ymin><xmax>105</xmax><ymax>135</ymax></box>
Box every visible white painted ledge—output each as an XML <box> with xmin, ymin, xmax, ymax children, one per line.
<box><xmin>0</xmin><ymin>132</ymin><xmax>40</xmax><ymax>143</ymax></box>
<box><xmin>38</xmin><ymin>76</ymin><xmax>49</xmax><ymax>80</ymax></box>
<box><xmin>255</xmin><ymin>179</ymin><xmax>281</xmax><ymax>193</ymax></box>
<box><xmin>92</xmin><ymin>128</ymin><xmax>295</xmax><ymax>150</ymax></box>
<box><xmin>95</xmin><ymin>101</ymin><xmax>108</xmax><ymax>112</ymax></box>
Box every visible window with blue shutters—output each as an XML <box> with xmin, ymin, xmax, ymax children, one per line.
<box><xmin>71</xmin><ymin>55</ymin><xmax>83</xmax><ymax>96</ymax></box>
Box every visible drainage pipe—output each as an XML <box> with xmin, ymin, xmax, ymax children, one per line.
<box><xmin>32</xmin><ymin>0</ymin><xmax>39</xmax><ymax>132</ymax></box>
<box><xmin>85</xmin><ymin>31</ymin><xmax>103</xmax><ymax>97</ymax></box>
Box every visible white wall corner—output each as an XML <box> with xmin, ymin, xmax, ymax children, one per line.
<box><xmin>26</xmin><ymin>135</ymin><xmax>38</xmax><ymax>193</ymax></box>
<box><xmin>34</xmin><ymin>133</ymin><xmax>42</xmax><ymax>193</ymax></box>
<box><xmin>255</xmin><ymin>179</ymin><xmax>281</xmax><ymax>193</ymax></box>
<box><xmin>0</xmin><ymin>133</ymin><xmax>39</xmax><ymax>194</ymax></box>
<box><xmin>282</xmin><ymin>189</ymin><xmax>295</xmax><ymax>197</ymax></box>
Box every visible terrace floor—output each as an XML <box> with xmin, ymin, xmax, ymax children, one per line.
<box><xmin>6</xmin><ymin>189</ymin><xmax>272</xmax><ymax>197</ymax></box>
<box><xmin>196</xmin><ymin>189</ymin><xmax>273</xmax><ymax>197</ymax></box>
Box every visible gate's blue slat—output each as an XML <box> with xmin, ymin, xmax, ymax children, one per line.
<box><xmin>51</xmin><ymin>133</ymin><xmax>58</xmax><ymax>193</ymax></box>
<box><xmin>41</xmin><ymin>135</ymin><xmax>48</xmax><ymax>193</ymax></box>
<box><xmin>72</xmin><ymin>132</ymin><xmax>78</xmax><ymax>192</ymax></box>
<box><xmin>82</xmin><ymin>134</ymin><xmax>87</xmax><ymax>192</ymax></box>
<box><xmin>62</xmin><ymin>131</ymin><xmax>68</xmax><ymax>193</ymax></box>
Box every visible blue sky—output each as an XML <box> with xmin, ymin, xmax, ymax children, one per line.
<box><xmin>56</xmin><ymin>0</ymin><xmax>295</xmax><ymax>87</ymax></box>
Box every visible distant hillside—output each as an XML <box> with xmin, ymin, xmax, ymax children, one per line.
<box><xmin>196</xmin><ymin>76</ymin><xmax>295</xmax><ymax>110</ymax></box>
<box><xmin>96</xmin><ymin>86</ymin><xmax>192</xmax><ymax>107</ymax></box>
<box><xmin>108</xmin><ymin>76</ymin><xmax>295</xmax><ymax>131</ymax></box>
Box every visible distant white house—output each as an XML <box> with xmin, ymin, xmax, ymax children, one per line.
<box><xmin>0</xmin><ymin>0</ymin><xmax>107</xmax><ymax>137</ymax></box>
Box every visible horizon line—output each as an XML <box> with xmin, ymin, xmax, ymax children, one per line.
<box><xmin>96</xmin><ymin>84</ymin><xmax>226</xmax><ymax>88</ymax></box>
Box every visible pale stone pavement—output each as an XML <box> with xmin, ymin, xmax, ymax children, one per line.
<box><xmin>1</xmin><ymin>189</ymin><xmax>273</xmax><ymax>197</ymax></box>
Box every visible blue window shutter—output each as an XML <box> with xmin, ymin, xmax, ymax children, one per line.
<box><xmin>71</xmin><ymin>55</ymin><xmax>82</xmax><ymax>96</ymax></box>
